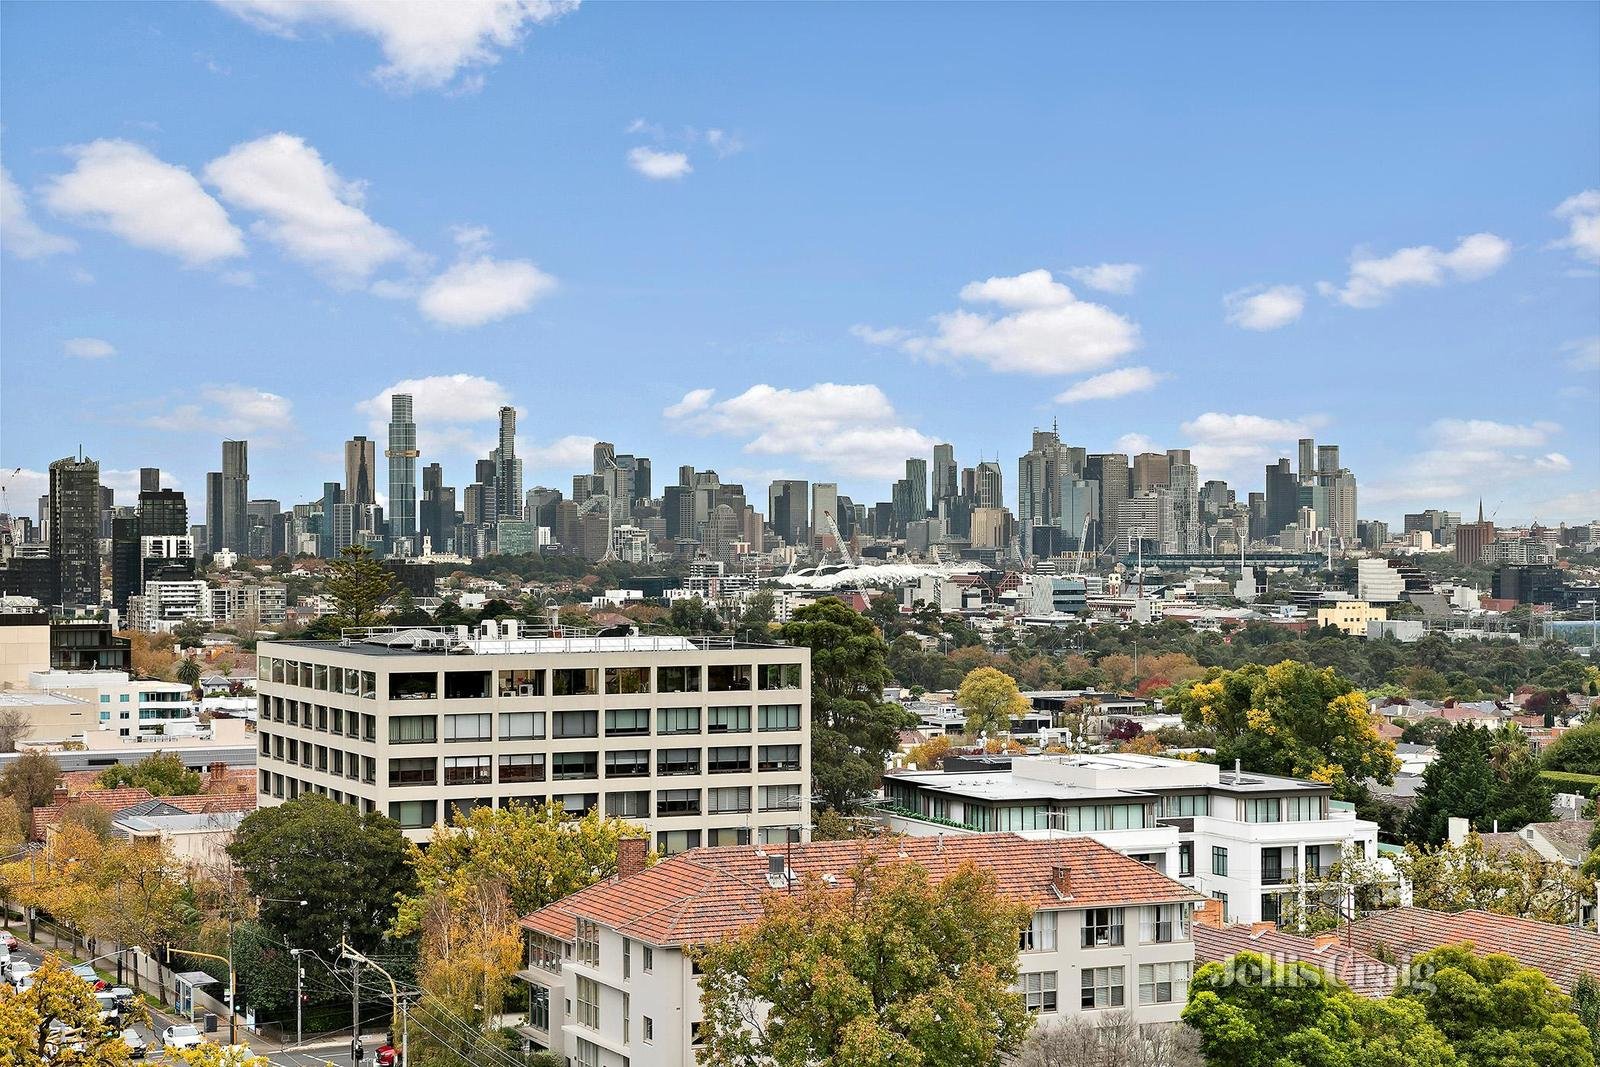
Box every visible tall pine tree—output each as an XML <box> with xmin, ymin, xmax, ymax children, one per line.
<box><xmin>1407</xmin><ymin>724</ymin><xmax>1552</xmax><ymax>843</ymax></box>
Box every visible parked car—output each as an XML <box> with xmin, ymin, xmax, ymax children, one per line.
<box><xmin>93</xmin><ymin>990</ymin><xmax>121</xmax><ymax>1024</ymax></box>
<box><xmin>6</xmin><ymin>960</ymin><xmax>36</xmax><ymax>988</ymax></box>
<box><xmin>0</xmin><ymin>932</ymin><xmax>18</xmax><ymax>951</ymax></box>
<box><xmin>161</xmin><ymin>1025</ymin><xmax>203</xmax><ymax>1050</ymax></box>
<box><xmin>120</xmin><ymin>1029</ymin><xmax>148</xmax><ymax>1059</ymax></box>
<box><xmin>109</xmin><ymin>986</ymin><xmax>137</xmax><ymax>1010</ymax></box>
<box><xmin>70</xmin><ymin>963</ymin><xmax>108</xmax><ymax>990</ymax></box>
<box><xmin>375</xmin><ymin>1044</ymin><xmax>398</xmax><ymax>1066</ymax></box>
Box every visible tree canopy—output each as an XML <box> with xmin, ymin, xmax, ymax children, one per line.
<box><xmin>1405</xmin><ymin>725</ymin><xmax>1552</xmax><ymax>845</ymax></box>
<box><xmin>227</xmin><ymin>794</ymin><xmax>415</xmax><ymax>954</ymax></box>
<box><xmin>0</xmin><ymin>954</ymin><xmax>148</xmax><ymax>1067</ymax></box>
<box><xmin>1391</xmin><ymin>833</ymin><xmax>1587</xmax><ymax>924</ymax></box>
<box><xmin>696</xmin><ymin>857</ymin><xmax>1033</xmax><ymax>1067</ymax></box>
<box><xmin>97</xmin><ymin>751</ymin><xmax>202</xmax><ymax>796</ymax></box>
<box><xmin>778</xmin><ymin>598</ymin><xmax>915</xmax><ymax>812</ymax></box>
<box><xmin>325</xmin><ymin>545</ymin><xmax>397</xmax><ymax>628</ymax></box>
<box><xmin>955</xmin><ymin>666</ymin><xmax>1030</xmax><ymax>737</ymax></box>
<box><xmin>1166</xmin><ymin>661</ymin><xmax>1398</xmax><ymax>795</ymax></box>
<box><xmin>1543</xmin><ymin>723</ymin><xmax>1600</xmax><ymax>777</ymax></box>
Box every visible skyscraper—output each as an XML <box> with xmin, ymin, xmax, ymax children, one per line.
<box><xmin>139</xmin><ymin>468</ymin><xmax>161</xmax><ymax>493</ymax></box>
<box><xmin>767</xmin><ymin>480</ymin><xmax>808</xmax><ymax>547</ymax></box>
<box><xmin>1167</xmin><ymin>449</ymin><xmax>1200</xmax><ymax>553</ymax></box>
<box><xmin>495</xmin><ymin>406</ymin><xmax>519</xmax><ymax>518</ymax></box>
<box><xmin>50</xmin><ymin>453</ymin><xmax>101</xmax><ymax>607</ymax></box>
<box><xmin>1316</xmin><ymin>444</ymin><xmax>1340</xmax><ymax>476</ymax></box>
<box><xmin>386</xmin><ymin>393</ymin><xmax>419</xmax><ymax>549</ymax></box>
<box><xmin>344</xmin><ymin>436</ymin><xmax>377</xmax><ymax>509</ymax></box>
<box><xmin>221</xmin><ymin>440</ymin><xmax>249</xmax><ymax>555</ymax></box>
<box><xmin>974</xmin><ymin>461</ymin><xmax>1004</xmax><ymax>510</ymax></box>
<box><xmin>810</xmin><ymin>483</ymin><xmax>839</xmax><ymax>546</ymax></box>
<box><xmin>593</xmin><ymin>441</ymin><xmax>616</xmax><ymax>477</ymax></box>
<box><xmin>932</xmin><ymin>444</ymin><xmax>957</xmax><ymax>507</ymax></box>
<box><xmin>904</xmin><ymin>457</ymin><xmax>929</xmax><ymax>521</ymax></box>
<box><xmin>1265</xmin><ymin>458</ymin><xmax>1298</xmax><ymax>536</ymax></box>
<box><xmin>1297</xmin><ymin>438</ymin><xmax>1316</xmax><ymax>482</ymax></box>
<box><xmin>1085</xmin><ymin>453</ymin><xmax>1129</xmax><ymax>551</ymax></box>
<box><xmin>1018</xmin><ymin>430</ymin><xmax>1064</xmax><ymax>557</ymax></box>
<box><xmin>1131</xmin><ymin>452</ymin><xmax>1170</xmax><ymax>492</ymax></box>
<box><xmin>138</xmin><ymin>487</ymin><xmax>188</xmax><ymax>537</ymax></box>
<box><xmin>205</xmin><ymin>471</ymin><xmax>223</xmax><ymax>554</ymax></box>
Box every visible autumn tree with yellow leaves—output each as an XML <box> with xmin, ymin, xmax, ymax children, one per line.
<box><xmin>955</xmin><ymin>667</ymin><xmax>1030</xmax><ymax>737</ymax></box>
<box><xmin>1165</xmin><ymin>660</ymin><xmax>1398</xmax><ymax>798</ymax></box>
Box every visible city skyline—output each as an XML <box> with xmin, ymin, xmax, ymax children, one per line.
<box><xmin>1</xmin><ymin>4</ymin><xmax>1597</xmax><ymax>525</ymax></box>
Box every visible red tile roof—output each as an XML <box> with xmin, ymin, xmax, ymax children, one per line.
<box><xmin>1342</xmin><ymin>907</ymin><xmax>1600</xmax><ymax>994</ymax></box>
<box><xmin>30</xmin><ymin>788</ymin><xmax>156</xmax><ymax>839</ymax></box>
<box><xmin>1194</xmin><ymin>923</ymin><xmax>1397</xmax><ymax>997</ymax></box>
<box><xmin>163</xmin><ymin>793</ymin><xmax>259</xmax><ymax>815</ymax></box>
<box><xmin>523</xmin><ymin>833</ymin><xmax>1201</xmax><ymax>946</ymax></box>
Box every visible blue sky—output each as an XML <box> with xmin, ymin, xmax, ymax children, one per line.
<box><xmin>2</xmin><ymin>1</ymin><xmax>1597</xmax><ymax>526</ymax></box>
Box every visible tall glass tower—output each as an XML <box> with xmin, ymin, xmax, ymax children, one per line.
<box><xmin>386</xmin><ymin>393</ymin><xmax>419</xmax><ymax>551</ymax></box>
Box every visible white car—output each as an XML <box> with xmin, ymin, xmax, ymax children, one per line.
<box><xmin>162</xmin><ymin>1025</ymin><xmax>203</xmax><ymax>1050</ymax></box>
<box><xmin>6</xmin><ymin>961</ymin><xmax>34</xmax><ymax>988</ymax></box>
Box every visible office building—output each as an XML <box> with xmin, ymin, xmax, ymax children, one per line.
<box><xmin>1085</xmin><ymin>453</ymin><xmax>1129</xmax><ymax>551</ymax></box>
<box><xmin>137</xmin><ymin>487</ymin><xmax>188</xmax><ymax>538</ymax></box>
<box><xmin>809</xmin><ymin>483</ymin><xmax>839</xmax><ymax>549</ymax></box>
<box><xmin>495</xmin><ymin>406</ymin><xmax>521</xmax><ymax>518</ymax></box>
<box><xmin>345</xmin><ymin>436</ymin><xmax>378</xmax><ymax>509</ymax></box>
<box><xmin>519</xmin><ymin>834</ymin><xmax>1200</xmax><ymax>1064</ymax></box>
<box><xmin>110</xmin><ymin>513</ymin><xmax>141</xmax><ymax>613</ymax></box>
<box><xmin>205</xmin><ymin>472</ymin><xmax>224</xmax><ymax>555</ymax></box>
<box><xmin>932</xmin><ymin>443</ymin><xmax>958</xmax><ymax>509</ymax></box>
<box><xmin>1297</xmin><ymin>438</ymin><xmax>1316</xmax><ymax>482</ymax></box>
<box><xmin>767</xmin><ymin>480</ymin><xmax>808</xmax><ymax>548</ymax></box>
<box><xmin>1264</xmin><ymin>459</ymin><xmax>1298</xmax><ymax>537</ymax></box>
<box><xmin>973</xmin><ymin>461</ymin><xmax>1005</xmax><ymax>511</ymax></box>
<box><xmin>139</xmin><ymin>468</ymin><xmax>161</xmax><ymax>494</ymax></box>
<box><xmin>221</xmin><ymin>440</ymin><xmax>250</xmax><ymax>555</ymax></box>
<box><xmin>1167</xmin><ymin>450</ymin><xmax>1200</xmax><ymax>553</ymax></box>
<box><xmin>255</xmin><ymin>621</ymin><xmax>812</xmax><ymax>847</ymax></box>
<box><xmin>49</xmin><ymin>454</ymin><xmax>101</xmax><ymax>608</ymax></box>
<box><xmin>1131</xmin><ymin>452</ymin><xmax>1169</xmax><ymax>493</ymax></box>
<box><xmin>1019</xmin><ymin>430</ymin><xmax>1065</xmax><ymax>558</ymax></box>
<box><xmin>1455</xmin><ymin>502</ymin><xmax>1496</xmax><ymax>566</ymax></box>
<box><xmin>903</xmin><ymin>458</ymin><xmax>929</xmax><ymax>523</ymax></box>
<box><xmin>1116</xmin><ymin>490</ymin><xmax>1176</xmax><ymax>554</ymax></box>
<box><xmin>386</xmin><ymin>394</ymin><xmax>420</xmax><ymax>552</ymax></box>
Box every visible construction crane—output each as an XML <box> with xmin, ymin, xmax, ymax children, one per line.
<box><xmin>1072</xmin><ymin>514</ymin><xmax>1091</xmax><ymax>575</ymax></box>
<box><xmin>822</xmin><ymin>510</ymin><xmax>854</xmax><ymax>568</ymax></box>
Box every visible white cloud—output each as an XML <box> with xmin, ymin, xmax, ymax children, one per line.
<box><xmin>1552</xmin><ymin>189</ymin><xmax>1600</xmax><ymax>264</ymax></box>
<box><xmin>1223</xmin><ymin>284</ymin><xmax>1305</xmax><ymax>330</ymax></box>
<box><xmin>1114</xmin><ymin>433</ymin><xmax>1156</xmax><ymax>455</ymax></box>
<box><xmin>849</xmin><ymin>324</ymin><xmax>910</xmax><ymax>346</ymax></box>
<box><xmin>62</xmin><ymin>337</ymin><xmax>116</xmax><ymax>359</ymax></box>
<box><xmin>627</xmin><ymin>147</ymin><xmax>692</xmax><ymax>181</ymax></box>
<box><xmin>1178</xmin><ymin>411</ymin><xmax>1320</xmax><ymax>479</ymax></box>
<box><xmin>1430</xmin><ymin>418</ymin><xmax>1559</xmax><ymax>449</ymax></box>
<box><xmin>418</xmin><ymin>255</ymin><xmax>556</xmax><ymax>327</ymax></box>
<box><xmin>1321</xmin><ymin>232</ymin><xmax>1511</xmax><ymax>308</ymax></box>
<box><xmin>858</xmin><ymin>269</ymin><xmax>1140</xmax><ymax>376</ymax></box>
<box><xmin>1067</xmin><ymin>263</ymin><xmax>1141</xmax><ymax>295</ymax></box>
<box><xmin>217</xmin><ymin>0</ymin><xmax>577</xmax><ymax>92</ymax></box>
<box><xmin>1054</xmin><ymin>366</ymin><xmax>1165</xmax><ymax>404</ymax></box>
<box><xmin>1</xmin><ymin>165</ymin><xmax>76</xmax><ymax>259</ymax></box>
<box><xmin>524</xmin><ymin>434</ymin><xmax>599</xmax><ymax>471</ymax></box>
<box><xmin>358</xmin><ymin>373</ymin><xmax>512</xmax><ymax>458</ymax></box>
<box><xmin>704</xmin><ymin>129</ymin><xmax>744</xmax><ymax>158</ymax></box>
<box><xmin>146</xmin><ymin>383</ymin><xmax>293</xmax><ymax>437</ymax></box>
<box><xmin>1367</xmin><ymin>419</ymin><xmax>1567</xmax><ymax>503</ymax></box>
<box><xmin>204</xmin><ymin>133</ymin><xmax>413</xmax><ymax>287</ymax></box>
<box><xmin>1536</xmin><ymin>453</ymin><xmax>1572</xmax><ymax>472</ymax></box>
<box><xmin>1562</xmin><ymin>336</ymin><xmax>1600</xmax><ymax>372</ymax></box>
<box><xmin>43</xmin><ymin>140</ymin><xmax>244</xmax><ymax>267</ymax></box>
<box><xmin>664</xmin><ymin>382</ymin><xmax>937</xmax><ymax>482</ymax></box>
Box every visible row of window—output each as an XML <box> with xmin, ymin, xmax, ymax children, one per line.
<box><xmin>261</xmin><ymin>698</ymin><xmax>379</xmax><ymax>740</ymax></box>
<box><xmin>1017</xmin><ymin>905</ymin><xmax>1189</xmax><ymax>952</ymax></box>
<box><xmin>261</xmin><ymin>733</ymin><xmax>377</xmax><ymax>783</ymax></box>
<box><xmin>1022</xmin><ymin>963</ymin><xmax>1192</xmax><ymax>1012</ymax></box>
<box><xmin>386</xmin><ymin>704</ymin><xmax>803</xmax><ymax>744</ymax></box>
<box><xmin>262</xmin><ymin>659</ymin><xmax>378</xmax><ymax>697</ymax></box>
<box><xmin>380</xmin><ymin>745</ymin><xmax>803</xmax><ymax>787</ymax></box>
<box><xmin>264</xmin><ymin>656</ymin><xmax>802</xmax><ymax>699</ymax></box>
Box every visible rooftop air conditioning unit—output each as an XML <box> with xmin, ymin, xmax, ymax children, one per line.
<box><xmin>519</xmin><ymin>684</ymin><xmax>536</xmax><ymax>696</ymax></box>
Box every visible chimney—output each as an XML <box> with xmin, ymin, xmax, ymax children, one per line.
<box><xmin>1312</xmin><ymin>932</ymin><xmax>1342</xmax><ymax>949</ymax></box>
<box><xmin>617</xmin><ymin>837</ymin><xmax>647</xmax><ymax>881</ymax></box>
<box><xmin>1050</xmin><ymin>864</ymin><xmax>1072</xmax><ymax>898</ymax></box>
<box><xmin>1250</xmin><ymin>921</ymin><xmax>1276</xmax><ymax>934</ymax></box>
<box><xmin>1447</xmin><ymin>816</ymin><xmax>1469</xmax><ymax>847</ymax></box>
<box><xmin>207</xmin><ymin>761</ymin><xmax>229</xmax><ymax>788</ymax></box>
<box><xmin>1193</xmin><ymin>898</ymin><xmax>1224</xmax><ymax>928</ymax></box>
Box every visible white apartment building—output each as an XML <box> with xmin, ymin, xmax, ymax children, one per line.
<box><xmin>254</xmin><ymin>622</ymin><xmax>811</xmax><ymax>850</ymax></box>
<box><xmin>1355</xmin><ymin>557</ymin><xmax>1407</xmax><ymax>604</ymax></box>
<box><xmin>129</xmin><ymin>579</ymin><xmax>210</xmax><ymax>633</ymax></box>
<box><xmin>880</xmin><ymin>753</ymin><xmax>1379</xmax><ymax>927</ymax></box>
<box><xmin>28</xmin><ymin>669</ymin><xmax>198</xmax><ymax>738</ymax></box>
<box><xmin>210</xmin><ymin>582</ymin><xmax>288</xmax><ymax>627</ymax></box>
<box><xmin>519</xmin><ymin>833</ymin><xmax>1202</xmax><ymax>1066</ymax></box>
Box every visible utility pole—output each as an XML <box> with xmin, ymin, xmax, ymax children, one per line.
<box><xmin>289</xmin><ymin>948</ymin><xmax>303</xmax><ymax>1047</ymax></box>
<box><xmin>350</xmin><ymin>945</ymin><xmax>362</xmax><ymax>1067</ymax></box>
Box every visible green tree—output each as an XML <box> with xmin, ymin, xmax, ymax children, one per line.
<box><xmin>226</xmin><ymin>794</ymin><xmax>415</xmax><ymax>954</ymax></box>
<box><xmin>1406</xmin><ymin>726</ymin><xmax>1552</xmax><ymax>844</ymax></box>
<box><xmin>97</xmin><ymin>750</ymin><xmax>202</xmax><ymax>796</ymax></box>
<box><xmin>0</xmin><ymin>953</ymin><xmax>146</xmax><ymax>1066</ymax></box>
<box><xmin>734</xmin><ymin>589</ymin><xmax>776</xmax><ymax>644</ymax></box>
<box><xmin>1182</xmin><ymin>951</ymin><xmax>1457</xmax><ymax>1067</ymax></box>
<box><xmin>1543</xmin><ymin>723</ymin><xmax>1600</xmax><ymax>776</ymax></box>
<box><xmin>393</xmin><ymin>801</ymin><xmax>645</xmax><ymax>935</ymax></box>
<box><xmin>1400</xmin><ymin>716</ymin><xmax>1454</xmax><ymax>746</ymax></box>
<box><xmin>779</xmin><ymin>598</ymin><xmax>915</xmax><ymax>812</ymax></box>
<box><xmin>697</xmin><ymin>857</ymin><xmax>1033</xmax><ymax>1067</ymax></box>
<box><xmin>955</xmin><ymin>666</ymin><xmax>1030</xmax><ymax>737</ymax></box>
<box><xmin>0</xmin><ymin>749</ymin><xmax>60</xmax><ymax>815</ymax></box>
<box><xmin>1390</xmin><ymin>833</ymin><xmax>1588</xmax><ymax>924</ymax></box>
<box><xmin>1574</xmin><ymin>973</ymin><xmax>1600</xmax><ymax>1059</ymax></box>
<box><xmin>325</xmin><ymin>545</ymin><xmax>397</xmax><ymax>627</ymax></box>
<box><xmin>1165</xmin><ymin>661</ymin><xmax>1397</xmax><ymax>796</ymax></box>
<box><xmin>174</xmin><ymin>656</ymin><xmax>203</xmax><ymax>694</ymax></box>
<box><xmin>1395</xmin><ymin>945</ymin><xmax>1594</xmax><ymax>1067</ymax></box>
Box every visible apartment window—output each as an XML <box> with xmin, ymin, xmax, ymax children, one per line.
<box><xmin>643</xmin><ymin>946</ymin><xmax>653</xmax><ymax>972</ymax></box>
<box><xmin>443</xmin><ymin>713</ymin><xmax>491</xmax><ymax>742</ymax></box>
<box><xmin>658</xmin><ymin>748</ymin><xmax>700</xmax><ymax>776</ymax></box>
<box><xmin>330</xmin><ymin>707</ymin><xmax>344</xmax><ymax>734</ymax></box>
<box><xmin>707</xmin><ymin>664</ymin><xmax>752</xmax><ymax>692</ymax></box>
<box><xmin>444</xmin><ymin>755</ymin><xmax>492</xmax><ymax>786</ymax></box>
<box><xmin>760</xmin><ymin>784</ymin><xmax>801</xmax><ymax>811</ymax></box>
<box><xmin>389</xmin><ymin>715</ymin><xmax>437</xmax><ymax>744</ymax></box>
<box><xmin>708</xmin><ymin>746</ymin><xmax>751</xmax><ymax>774</ymax></box>
<box><xmin>1179</xmin><ymin>842</ymin><xmax>1194</xmax><ymax>877</ymax></box>
<box><xmin>288</xmin><ymin>703</ymin><xmax>300</xmax><ymax>727</ymax></box>
<box><xmin>553</xmin><ymin>752</ymin><xmax>598</xmax><ymax>781</ymax></box>
<box><xmin>658</xmin><ymin>707</ymin><xmax>700</xmax><ymax>735</ymax></box>
<box><xmin>388</xmin><ymin>800</ymin><xmax>436</xmax><ymax>829</ymax></box>
<box><xmin>389</xmin><ymin>672</ymin><xmax>437</xmax><ymax>700</ymax></box>
<box><xmin>1212</xmin><ymin>847</ymin><xmax>1229</xmax><ymax>876</ymax></box>
<box><xmin>560</xmin><ymin>793</ymin><xmax>598</xmax><ymax>817</ymax></box>
<box><xmin>499</xmin><ymin>669</ymin><xmax>544</xmax><ymax>697</ymax></box>
<box><xmin>657</xmin><ymin>788</ymin><xmax>701</xmax><ymax>817</ymax></box>
<box><xmin>1163</xmin><ymin>793</ymin><xmax>1210</xmax><ymax>817</ymax></box>
<box><xmin>1080</xmin><ymin>966</ymin><xmax>1125</xmax><ymax>1009</ymax></box>
<box><xmin>552</xmin><ymin>669</ymin><xmax>598</xmax><ymax>697</ymax></box>
<box><xmin>554</xmin><ymin>709</ymin><xmax>599</xmax><ymax>738</ymax></box>
<box><xmin>758</xmin><ymin>744</ymin><xmax>801</xmax><ymax>772</ymax></box>
<box><xmin>499</xmin><ymin>711</ymin><xmax>546</xmax><ymax>740</ymax></box>
<box><xmin>1286</xmin><ymin>795</ymin><xmax>1319</xmax><ymax>822</ymax></box>
<box><xmin>1212</xmin><ymin>892</ymin><xmax>1229</xmax><ymax>923</ymax></box>
<box><xmin>527</xmin><ymin>985</ymin><xmax>550</xmax><ymax>1031</ymax></box>
<box><xmin>575</xmin><ymin>918</ymin><xmax>600</xmax><ymax>967</ymax></box>
<box><xmin>1082</xmin><ymin>908</ymin><xmax>1124</xmax><ymax>948</ymax></box>
<box><xmin>1306</xmin><ymin>846</ymin><xmax>1324</xmax><ymax>879</ymax></box>
<box><xmin>444</xmin><ymin>671</ymin><xmax>491</xmax><ymax>699</ymax></box>
<box><xmin>606</xmin><ymin>708</ymin><xmax>650</xmax><ymax>737</ymax></box>
<box><xmin>1140</xmin><ymin>904</ymin><xmax>1183</xmax><ymax>943</ymax></box>
<box><xmin>575</xmin><ymin>975</ymin><xmax>599</xmax><ymax>1028</ymax></box>
<box><xmin>259</xmin><ymin>733</ymin><xmax>270</xmax><ymax>757</ymax></box>
<box><xmin>657</xmin><ymin>829</ymin><xmax>701</xmax><ymax>855</ymax></box>
<box><xmin>758</xmin><ymin>704</ymin><xmax>801</xmax><ymax>732</ymax></box>
<box><xmin>643</xmin><ymin>1016</ymin><xmax>653</xmax><ymax>1042</ymax></box>
<box><xmin>574</xmin><ymin>1039</ymin><xmax>598</xmax><ymax>1067</ymax></box>
<box><xmin>316</xmin><ymin>705</ymin><xmax>328</xmax><ymax>731</ymax></box>
<box><xmin>389</xmin><ymin>758</ymin><xmax>437</xmax><ymax>787</ymax></box>
<box><xmin>1262</xmin><ymin>848</ymin><xmax>1285</xmax><ymax>885</ymax></box>
<box><xmin>332</xmin><ymin>750</ymin><xmax>344</xmax><ymax>776</ymax></box>
<box><xmin>315</xmin><ymin>746</ymin><xmax>328</xmax><ymax>772</ymax></box>
<box><xmin>360</xmin><ymin>671</ymin><xmax>376</xmax><ymax>700</ymax></box>
<box><xmin>363</xmin><ymin>715</ymin><xmax>377</xmax><ymax>742</ymax></box>
<box><xmin>605</xmin><ymin>750</ymin><xmax>651</xmax><ymax>778</ymax></box>
<box><xmin>622</xmin><ymin>937</ymin><xmax>630</xmax><ymax>979</ymax></box>
<box><xmin>1139</xmin><ymin>962</ymin><xmax>1190</xmax><ymax>1005</ymax></box>
<box><xmin>707</xmin><ymin>706</ymin><xmax>751</xmax><ymax>734</ymax></box>
<box><xmin>362</xmin><ymin>755</ymin><xmax>376</xmax><ymax>783</ymax></box>
<box><xmin>708</xmin><ymin>827</ymin><xmax>751</xmax><ymax>847</ymax></box>
<box><xmin>758</xmin><ymin>662</ymin><xmax>802</xmax><ymax>690</ymax></box>
<box><xmin>605</xmin><ymin>791</ymin><xmax>650</xmax><ymax>819</ymax></box>
<box><xmin>708</xmin><ymin>786</ymin><xmax>751</xmax><ymax>814</ymax></box>
<box><xmin>346</xmin><ymin>711</ymin><xmax>361</xmax><ymax>739</ymax></box>
<box><xmin>657</xmin><ymin>665</ymin><xmax>700</xmax><ymax>693</ymax></box>
<box><xmin>1019</xmin><ymin>911</ymin><xmax>1057</xmax><ymax>952</ymax></box>
<box><xmin>1022</xmin><ymin>971</ymin><xmax>1057</xmax><ymax>1013</ymax></box>
<box><xmin>606</xmin><ymin>666</ymin><xmax>651</xmax><ymax>695</ymax></box>
<box><xmin>498</xmin><ymin>753</ymin><xmax>546</xmax><ymax>784</ymax></box>
<box><xmin>623</xmin><ymin>991</ymin><xmax>630</xmax><ymax>1045</ymax></box>
<box><xmin>1244</xmin><ymin>798</ymin><xmax>1281</xmax><ymax>823</ymax></box>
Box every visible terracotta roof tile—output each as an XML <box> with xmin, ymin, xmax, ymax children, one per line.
<box><xmin>1194</xmin><ymin>923</ymin><xmax>1398</xmax><ymax>997</ymax></box>
<box><xmin>1342</xmin><ymin>907</ymin><xmax>1600</xmax><ymax>994</ymax></box>
<box><xmin>523</xmin><ymin>833</ymin><xmax>1201</xmax><ymax>946</ymax></box>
